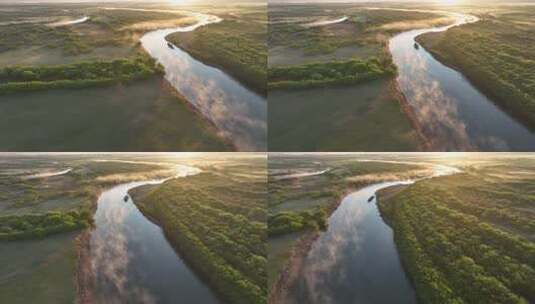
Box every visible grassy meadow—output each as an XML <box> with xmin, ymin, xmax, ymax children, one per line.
<box><xmin>0</xmin><ymin>3</ymin><xmax>193</xmax><ymax>65</ymax></box>
<box><xmin>417</xmin><ymin>6</ymin><xmax>535</xmax><ymax>129</ymax></box>
<box><xmin>268</xmin><ymin>79</ymin><xmax>421</xmax><ymax>151</ymax></box>
<box><xmin>0</xmin><ymin>76</ymin><xmax>232</xmax><ymax>151</ymax></box>
<box><xmin>378</xmin><ymin>155</ymin><xmax>535</xmax><ymax>303</ymax></box>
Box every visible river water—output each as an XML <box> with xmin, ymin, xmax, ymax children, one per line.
<box><xmin>288</xmin><ymin>163</ymin><xmax>459</xmax><ymax>303</ymax></box>
<box><xmin>87</xmin><ymin>165</ymin><xmax>220</xmax><ymax>304</ymax></box>
<box><xmin>139</xmin><ymin>12</ymin><xmax>267</xmax><ymax>151</ymax></box>
<box><xmin>389</xmin><ymin>11</ymin><xmax>535</xmax><ymax>151</ymax></box>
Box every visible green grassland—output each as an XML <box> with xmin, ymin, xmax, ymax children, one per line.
<box><xmin>268</xmin><ymin>79</ymin><xmax>421</xmax><ymax>151</ymax></box>
<box><xmin>131</xmin><ymin>161</ymin><xmax>267</xmax><ymax>304</ymax></box>
<box><xmin>167</xmin><ymin>7</ymin><xmax>267</xmax><ymax>94</ymax></box>
<box><xmin>0</xmin><ymin>156</ymin><xmax>175</xmax><ymax>304</ymax></box>
<box><xmin>267</xmin><ymin>4</ymin><xmax>451</xmax><ymax>151</ymax></box>
<box><xmin>378</xmin><ymin>158</ymin><xmax>535</xmax><ymax>303</ymax></box>
<box><xmin>269</xmin><ymin>5</ymin><xmax>452</xmax><ymax>60</ymax></box>
<box><xmin>268</xmin><ymin>57</ymin><xmax>395</xmax><ymax>90</ymax></box>
<box><xmin>416</xmin><ymin>7</ymin><xmax>535</xmax><ymax>129</ymax></box>
<box><xmin>0</xmin><ymin>76</ymin><xmax>232</xmax><ymax>151</ymax></box>
<box><xmin>0</xmin><ymin>232</ymin><xmax>79</xmax><ymax>304</ymax></box>
<box><xmin>267</xmin><ymin>154</ymin><xmax>430</xmax><ymax>289</ymax></box>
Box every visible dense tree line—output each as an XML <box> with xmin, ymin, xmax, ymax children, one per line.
<box><xmin>0</xmin><ymin>55</ymin><xmax>163</xmax><ymax>94</ymax></box>
<box><xmin>268</xmin><ymin>57</ymin><xmax>396</xmax><ymax>90</ymax></box>
<box><xmin>133</xmin><ymin>172</ymin><xmax>267</xmax><ymax>304</ymax></box>
<box><xmin>0</xmin><ymin>210</ymin><xmax>93</xmax><ymax>241</ymax></box>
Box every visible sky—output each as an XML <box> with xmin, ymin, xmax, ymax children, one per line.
<box><xmin>268</xmin><ymin>0</ymin><xmax>535</xmax><ymax>2</ymax></box>
<box><xmin>0</xmin><ymin>0</ymin><xmax>264</xmax><ymax>3</ymax></box>
<box><xmin>0</xmin><ymin>0</ymin><xmax>532</xmax><ymax>4</ymax></box>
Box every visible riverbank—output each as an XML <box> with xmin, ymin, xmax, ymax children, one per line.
<box><xmin>390</xmin><ymin>80</ymin><xmax>431</xmax><ymax>151</ymax></box>
<box><xmin>268</xmin><ymin>187</ymin><xmax>351</xmax><ymax>304</ymax></box>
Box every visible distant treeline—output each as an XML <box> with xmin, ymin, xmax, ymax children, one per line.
<box><xmin>0</xmin><ymin>55</ymin><xmax>163</xmax><ymax>94</ymax></box>
<box><xmin>0</xmin><ymin>210</ymin><xmax>92</xmax><ymax>241</ymax></box>
<box><xmin>268</xmin><ymin>57</ymin><xmax>396</xmax><ymax>90</ymax></box>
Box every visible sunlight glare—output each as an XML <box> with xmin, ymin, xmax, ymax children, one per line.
<box><xmin>439</xmin><ymin>0</ymin><xmax>462</xmax><ymax>5</ymax></box>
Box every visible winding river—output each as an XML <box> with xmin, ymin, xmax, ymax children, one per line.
<box><xmin>305</xmin><ymin>16</ymin><xmax>348</xmax><ymax>28</ymax></box>
<box><xmin>389</xmin><ymin>10</ymin><xmax>535</xmax><ymax>151</ymax></box>
<box><xmin>49</xmin><ymin>16</ymin><xmax>89</xmax><ymax>27</ymax></box>
<box><xmin>85</xmin><ymin>165</ymin><xmax>220</xmax><ymax>303</ymax></box>
<box><xmin>288</xmin><ymin>162</ymin><xmax>459</xmax><ymax>303</ymax></box>
<box><xmin>137</xmin><ymin>10</ymin><xmax>267</xmax><ymax>151</ymax></box>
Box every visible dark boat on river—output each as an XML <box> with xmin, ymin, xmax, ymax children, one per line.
<box><xmin>414</xmin><ymin>42</ymin><xmax>419</xmax><ymax>50</ymax></box>
<box><xmin>167</xmin><ymin>42</ymin><xmax>174</xmax><ymax>49</ymax></box>
<box><xmin>368</xmin><ymin>195</ymin><xmax>374</xmax><ymax>202</ymax></box>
